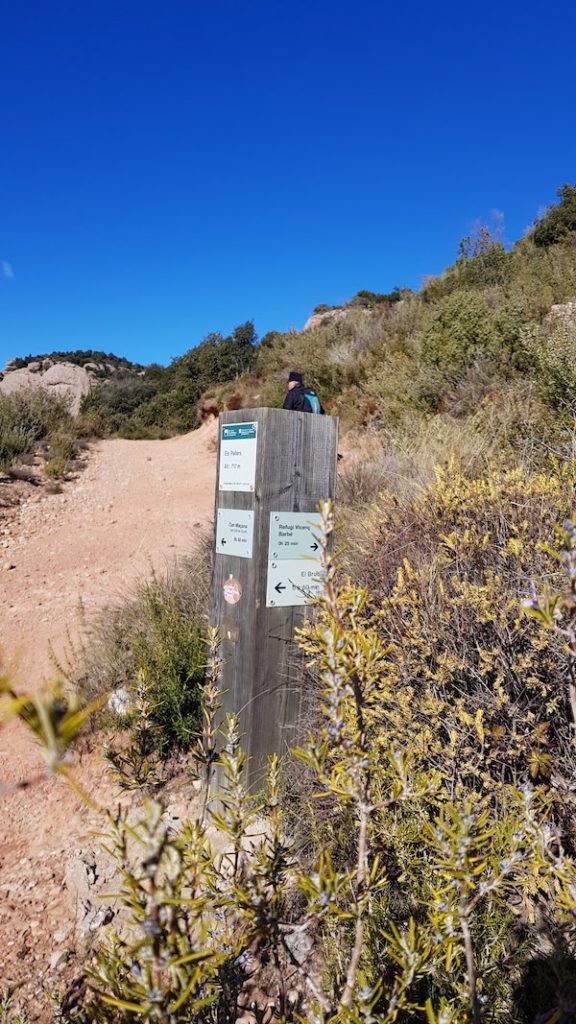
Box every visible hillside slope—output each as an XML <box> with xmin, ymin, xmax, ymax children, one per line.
<box><xmin>75</xmin><ymin>184</ymin><xmax>576</xmax><ymax>444</ymax></box>
<box><xmin>5</xmin><ymin>186</ymin><xmax>576</xmax><ymax>448</ymax></box>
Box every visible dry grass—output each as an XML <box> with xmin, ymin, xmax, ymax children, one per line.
<box><xmin>224</xmin><ymin>390</ymin><xmax>244</xmax><ymax>410</ymax></box>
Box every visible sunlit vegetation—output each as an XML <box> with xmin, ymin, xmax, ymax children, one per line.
<box><xmin>4</xmin><ymin>183</ymin><xmax>576</xmax><ymax>1021</ymax></box>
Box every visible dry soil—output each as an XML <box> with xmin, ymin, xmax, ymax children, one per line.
<box><xmin>0</xmin><ymin>422</ymin><xmax>217</xmax><ymax>1014</ymax></box>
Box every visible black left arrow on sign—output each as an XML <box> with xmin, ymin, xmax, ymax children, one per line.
<box><xmin>274</xmin><ymin>582</ymin><xmax>286</xmax><ymax>594</ymax></box>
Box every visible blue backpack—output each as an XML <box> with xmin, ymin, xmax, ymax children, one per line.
<box><xmin>304</xmin><ymin>391</ymin><xmax>322</xmax><ymax>414</ymax></box>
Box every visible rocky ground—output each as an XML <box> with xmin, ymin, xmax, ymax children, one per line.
<box><xmin>0</xmin><ymin>423</ymin><xmax>217</xmax><ymax>1018</ymax></box>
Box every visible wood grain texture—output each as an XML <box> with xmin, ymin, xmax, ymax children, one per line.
<box><xmin>211</xmin><ymin>408</ymin><xmax>339</xmax><ymax>784</ymax></box>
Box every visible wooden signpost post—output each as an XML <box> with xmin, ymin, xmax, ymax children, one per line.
<box><xmin>211</xmin><ymin>407</ymin><xmax>339</xmax><ymax>782</ymax></box>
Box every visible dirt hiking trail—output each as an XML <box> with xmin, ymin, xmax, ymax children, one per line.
<box><xmin>0</xmin><ymin>423</ymin><xmax>217</xmax><ymax>1014</ymax></box>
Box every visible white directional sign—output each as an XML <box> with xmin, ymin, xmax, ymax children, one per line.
<box><xmin>268</xmin><ymin>512</ymin><xmax>323</xmax><ymax>561</ymax></box>
<box><xmin>216</xmin><ymin>508</ymin><xmax>255</xmax><ymax>559</ymax></box>
<box><xmin>219</xmin><ymin>422</ymin><xmax>258</xmax><ymax>492</ymax></box>
<box><xmin>266</xmin><ymin>559</ymin><xmax>326</xmax><ymax>608</ymax></box>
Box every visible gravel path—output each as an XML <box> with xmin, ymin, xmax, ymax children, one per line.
<box><xmin>0</xmin><ymin>423</ymin><xmax>217</xmax><ymax>1014</ymax></box>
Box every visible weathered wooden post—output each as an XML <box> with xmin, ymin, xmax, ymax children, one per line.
<box><xmin>211</xmin><ymin>407</ymin><xmax>339</xmax><ymax>782</ymax></box>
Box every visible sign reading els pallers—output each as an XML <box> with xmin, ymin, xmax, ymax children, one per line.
<box><xmin>219</xmin><ymin>422</ymin><xmax>258</xmax><ymax>492</ymax></box>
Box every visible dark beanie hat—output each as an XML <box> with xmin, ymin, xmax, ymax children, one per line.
<box><xmin>288</xmin><ymin>371</ymin><xmax>303</xmax><ymax>384</ymax></box>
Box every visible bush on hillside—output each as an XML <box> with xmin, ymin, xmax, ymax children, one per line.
<box><xmin>257</xmin><ymin>309</ymin><xmax>385</xmax><ymax>412</ymax></box>
<box><xmin>351</xmin><ymin>287</ymin><xmax>409</xmax><ymax>307</ymax></box>
<box><xmin>46</xmin><ymin>426</ymin><xmax>78</xmax><ymax>462</ymax></box>
<box><xmin>524</xmin><ymin>317</ymin><xmax>576</xmax><ymax>413</ymax></box>
<box><xmin>423</xmin><ymin>241</ymin><xmax>512</xmax><ymax>304</ymax></box>
<box><xmin>504</xmin><ymin>235</ymin><xmax>576</xmax><ymax>321</ymax></box>
<box><xmin>421</xmin><ymin>289</ymin><xmax>498</xmax><ymax>382</ymax></box>
<box><xmin>0</xmin><ymin>390</ymin><xmax>72</xmax><ymax>471</ymax></box>
<box><xmin>84</xmin><ymin>322</ymin><xmax>258</xmax><ymax>437</ymax></box>
<box><xmin>359</xmin><ymin>349</ymin><xmax>428</xmax><ymax>425</ymax></box>
<box><xmin>533</xmin><ymin>183</ymin><xmax>576</xmax><ymax>247</ymax></box>
<box><xmin>294</xmin><ymin>521</ymin><xmax>576</xmax><ymax>1021</ymax></box>
<box><xmin>0</xmin><ymin>420</ymin><xmax>36</xmax><ymax>471</ymax></box>
<box><xmin>10</xmin><ymin>349</ymin><xmax>144</xmax><ymax>373</ymax></box>
<box><xmin>83</xmin><ymin>376</ymin><xmax>160</xmax><ymax>428</ymax></box>
<box><xmin>69</xmin><ymin>544</ymin><xmax>211</xmax><ymax>753</ymax></box>
<box><xmin>346</xmin><ymin>461</ymin><xmax>575</xmax><ymax>797</ymax></box>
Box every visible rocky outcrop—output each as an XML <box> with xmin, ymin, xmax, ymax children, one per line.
<box><xmin>547</xmin><ymin>302</ymin><xmax>576</xmax><ymax>333</ymax></box>
<box><xmin>0</xmin><ymin>361</ymin><xmax>92</xmax><ymax>415</ymax></box>
<box><xmin>303</xmin><ymin>307</ymin><xmax>349</xmax><ymax>331</ymax></box>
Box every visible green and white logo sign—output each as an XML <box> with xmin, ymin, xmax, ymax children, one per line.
<box><xmin>219</xmin><ymin>421</ymin><xmax>258</xmax><ymax>492</ymax></box>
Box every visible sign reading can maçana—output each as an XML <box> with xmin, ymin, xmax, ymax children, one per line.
<box><xmin>216</xmin><ymin>508</ymin><xmax>255</xmax><ymax>559</ymax></box>
<box><xmin>219</xmin><ymin>422</ymin><xmax>258</xmax><ymax>492</ymax></box>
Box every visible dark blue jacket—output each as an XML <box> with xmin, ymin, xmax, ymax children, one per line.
<box><xmin>283</xmin><ymin>385</ymin><xmax>324</xmax><ymax>414</ymax></box>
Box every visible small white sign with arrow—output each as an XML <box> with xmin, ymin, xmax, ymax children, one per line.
<box><xmin>266</xmin><ymin>559</ymin><xmax>325</xmax><ymax>607</ymax></box>
<box><xmin>216</xmin><ymin>508</ymin><xmax>255</xmax><ymax>559</ymax></box>
<box><xmin>268</xmin><ymin>512</ymin><xmax>323</xmax><ymax>562</ymax></box>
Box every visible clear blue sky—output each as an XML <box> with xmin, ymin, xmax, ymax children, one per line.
<box><xmin>1</xmin><ymin>0</ymin><xmax>576</xmax><ymax>367</ymax></box>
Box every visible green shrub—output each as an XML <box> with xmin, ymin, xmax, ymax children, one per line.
<box><xmin>338</xmin><ymin>459</ymin><xmax>391</xmax><ymax>508</ymax></box>
<box><xmin>0</xmin><ymin>390</ymin><xmax>72</xmax><ymax>471</ymax></box>
<box><xmin>423</xmin><ymin>241</ymin><xmax>512</xmax><ymax>303</ymax></box>
<box><xmin>256</xmin><ymin>372</ymin><xmax>286</xmax><ymax>409</ymax></box>
<box><xmin>85</xmin><ymin>322</ymin><xmax>259</xmax><ymax>436</ymax></box>
<box><xmin>421</xmin><ymin>289</ymin><xmax>498</xmax><ymax>381</ymax></box>
<box><xmin>533</xmin><ymin>183</ymin><xmax>576</xmax><ymax>247</ymax></box>
<box><xmin>129</xmin><ymin>573</ymin><xmax>206</xmax><ymax>751</ymax></box>
<box><xmin>346</xmin><ymin>460</ymin><xmax>575</xmax><ymax>798</ymax></box>
<box><xmin>43</xmin><ymin>456</ymin><xmax>66</xmax><ymax>479</ymax></box>
<box><xmin>353</xmin><ymin>286</ymin><xmax>411</xmax><ymax>306</ymax></box>
<box><xmin>76</xmin><ymin>406</ymin><xmax>107</xmax><ymax>438</ymax></box>
<box><xmin>361</xmin><ymin>349</ymin><xmax>427</xmax><ymax>425</ymax></box>
<box><xmin>524</xmin><ymin>318</ymin><xmax>576</xmax><ymax>413</ymax></box>
<box><xmin>47</xmin><ymin>428</ymin><xmax>77</xmax><ymax>461</ymax></box>
<box><xmin>0</xmin><ymin>422</ymin><xmax>36</xmax><ymax>471</ymax></box>
<box><xmin>71</xmin><ymin>545</ymin><xmax>211</xmax><ymax>754</ymax></box>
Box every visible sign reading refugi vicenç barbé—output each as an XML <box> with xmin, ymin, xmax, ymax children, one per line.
<box><xmin>266</xmin><ymin>512</ymin><xmax>324</xmax><ymax>607</ymax></box>
<box><xmin>216</xmin><ymin>508</ymin><xmax>255</xmax><ymax>559</ymax></box>
<box><xmin>219</xmin><ymin>421</ymin><xmax>258</xmax><ymax>492</ymax></box>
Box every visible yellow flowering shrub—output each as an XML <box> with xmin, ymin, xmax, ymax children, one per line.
<box><xmin>347</xmin><ymin>462</ymin><xmax>576</xmax><ymax>803</ymax></box>
<box><xmin>296</xmin><ymin>499</ymin><xmax>576</xmax><ymax>1023</ymax></box>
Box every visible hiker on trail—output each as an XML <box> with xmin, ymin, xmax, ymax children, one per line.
<box><xmin>283</xmin><ymin>371</ymin><xmax>324</xmax><ymax>414</ymax></box>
